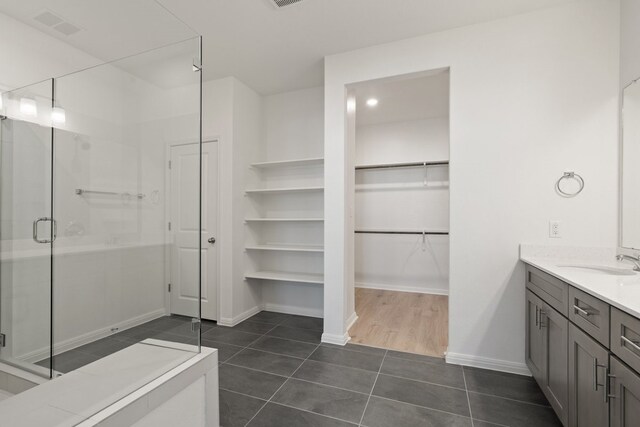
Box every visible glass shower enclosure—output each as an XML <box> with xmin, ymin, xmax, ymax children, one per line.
<box><xmin>0</xmin><ymin>36</ymin><xmax>204</xmax><ymax>380</ymax></box>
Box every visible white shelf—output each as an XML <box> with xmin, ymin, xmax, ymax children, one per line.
<box><xmin>245</xmin><ymin>218</ymin><xmax>324</xmax><ymax>223</ymax></box>
<box><xmin>245</xmin><ymin>270</ymin><xmax>324</xmax><ymax>284</ymax></box>
<box><xmin>245</xmin><ymin>186</ymin><xmax>324</xmax><ymax>195</ymax></box>
<box><xmin>245</xmin><ymin>244</ymin><xmax>324</xmax><ymax>253</ymax></box>
<box><xmin>355</xmin><ymin>160</ymin><xmax>449</xmax><ymax>170</ymax></box>
<box><xmin>251</xmin><ymin>158</ymin><xmax>324</xmax><ymax>169</ymax></box>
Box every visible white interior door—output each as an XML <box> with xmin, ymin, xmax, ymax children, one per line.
<box><xmin>169</xmin><ymin>141</ymin><xmax>218</xmax><ymax>320</ymax></box>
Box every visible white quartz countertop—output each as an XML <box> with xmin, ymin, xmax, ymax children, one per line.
<box><xmin>520</xmin><ymin>254</ymin><xmax>640</xmax><ymax>319</ymax></box>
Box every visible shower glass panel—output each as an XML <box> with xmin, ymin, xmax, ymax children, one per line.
<box><xmin>0</xmin><ymin>80</ymin><xmax>54</xmax><ymax>378</ymax></box>
<box><xmin>50</xmin><ymin>36</ymin><xmax>203</xmax><ymax>377</ymax></box>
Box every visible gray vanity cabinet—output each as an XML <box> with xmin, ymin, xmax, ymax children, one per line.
<box><xmin>525</xmin><ymin>288</ymin><xmax>569</xmax><ymax>425</ymax></box>
<box><xmin>525</xmin><ymin>264</ymin><xmax>640</xmax><ymax>427</ymax></box>
<box><xmin>526</xmin><ymin>289</ymin><xmax>545</xmax><ymax>381</ymax></box>
<box><xmin>610</xmin><ymin>356</ymin><xmax>640</xmax><ymax>427</ymax></box>
<box><xmin>541</xmin><ymin>303</ymin><xmax>569</xmax><ymax>425</ymax></box>
<box><xmin>568</xmin><ymin>324</ymin><xmax>609</xmax><ymax>427</ymax></box>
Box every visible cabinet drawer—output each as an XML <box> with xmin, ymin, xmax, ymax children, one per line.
<box><xmin>611</xmin><ymin>307</ymin><xmax>640</xmax><ymax>374</ymax></box>
<box><xmin>526</xmin><ymin>265</ymin><xmax>569</xmax><ymax>317</ymax></box>
<box><xmin>568</xmin><ymin>287</ymin><xmax>610</xmax><ymax>348</ymax></box>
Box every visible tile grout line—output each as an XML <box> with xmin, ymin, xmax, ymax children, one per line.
<box><xmin>218</xmin><ymin>321</ymin><xmax>282</xmax><ymax>366</ymax></box>
<box><xmin>221</xmin><ymin>389</ymin><xmax>359</xmax><ymax>426</ymax></box>
<box><xmin>205</xmin><ymin>326</ymin><xmax>321</xmax><ymax>348</ymax></box>
<box><xmin>466</xmin><ymin>390</ymin><xmax>552</xmax><ymax>408</ymax></box>
<box><xmin>228</xmin><ymin>347</ymin><xmax>386</xmax><ymax>375</ymax></box>
<box><xmin>222</xmin><ymin>359</ymin><xmax>469</xmax><ymax>394</ymax></box>
<box><xmin>358</xmin><ymin>349</ymin><xmax>387</xmax><ymax>427</ymax></box>
<box><xmin>220</xmin><ymin>386</ymin><xmax>476</xmax><ymax>423</ymax></box>
<box><xmin>223</xmin><ymin>362</ymin><xmax>371</xmax><ymax>395</ymax></box>
<box><xmin>462</xmin><ymin>366</ymin><xmax>475</xmax><ymax>427</ymax></box>
<box><xmin>243</xmin><ymin>342</ymin><xmax>322</xmax><ymax>427</ymax></box>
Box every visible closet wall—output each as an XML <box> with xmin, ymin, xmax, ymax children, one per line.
<box><xmin>354</xmin><ymin>72</ymin><xmax>450</xmax><ymax>295</ymax></box>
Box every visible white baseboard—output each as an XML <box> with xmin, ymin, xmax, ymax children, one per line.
<box><xmin>217</xmin><ymin>305</ymin><xmax>263</xmax><ymax>327</ymax></box>
<box><xmin>445</xmin><ymin>352</ymin><xmax>531</xmax><ymax>376</ymax></box>
<box><xmin>262</xmin><ymin>303</ymin><xmax>323</xmax><ymax>318</ymax></box>
<box><xmin>345</xmin><ymin>312</ymin><xmax>358</xmax><ymax>331</ymax></box>
<box><xmin>356</xmin><ymin>282</ymin><xmax>449</xmax><ymax>296</ymax></box>
<box><xmin>320</xmin><ymin>313</ymin><xmax>357</xmax><ymax>347</ymax></box>
<box><xmin>21</xmin><ymin>308</ymin><xmax>167</xmax><ymax>363</ymax></box>
<box><xmin>322</xmin><ymin>332</ymin><xmax>350</xmax><ymax>346</ymax></box>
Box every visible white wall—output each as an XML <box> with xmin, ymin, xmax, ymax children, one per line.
<box><xmin>263</xmin><ymin>87</ymin><xmax>324</xmax><ymax>161</ymax></box>
<box><xmin>230</xmin><ymin>79</ymin><xmax>264</xmax><ymax>322</ymax></box>
<box><xmin>355</xmin><ymin>118</ymin><xmax>449</xmax><ymax>166</ymax></box>
<box><xmin>621</xmin><ymin>0</ymin><xmax>640</xmax><ymax>87</ymax></box>
<box><xmin>324</xmin><ymin>0</ymin><xmax>620</xmax><ymax>371</ymax></box>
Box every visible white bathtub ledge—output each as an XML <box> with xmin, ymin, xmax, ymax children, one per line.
<box><xmin>0</xmin><ymin>341</ymin><xmax>218</xmax><ymax>427</ymax></box>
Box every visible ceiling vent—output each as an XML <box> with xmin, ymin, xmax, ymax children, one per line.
<box><xmin>269</xmin><ymin>0</ymin><xmax>305</xmax><ymax>8</ymax></box>
<box><xmin>33</xmin><ymin>10</ymin><xmax>82</xmax><ymax>36</ymax></box>
<box><xmin>33</xmin><ymin>10</ymin><xmax>63</xmax><ymax>27</ymax></box>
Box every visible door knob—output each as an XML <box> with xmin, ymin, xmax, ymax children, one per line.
<box><xmin>208</xmin><ymin>237</ymin><xmax>216</xmax><ymax>244</ymax></box>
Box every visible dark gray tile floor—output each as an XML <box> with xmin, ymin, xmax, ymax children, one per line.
<box><xmin>36</xmin><ymin>311</ymin><xmax>562</xmax><ymax>426</ymax></box>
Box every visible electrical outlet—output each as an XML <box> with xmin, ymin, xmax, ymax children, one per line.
<box><xmin>549</xmin><ymin>220</ymin><xmax>562</xmax><ymax>238</ymax></box>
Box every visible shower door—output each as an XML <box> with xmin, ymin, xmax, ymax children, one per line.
<box><xmin>0</xmin><ymin>80</ymin><xmax>54</xmax><ymax>378</ymax></box>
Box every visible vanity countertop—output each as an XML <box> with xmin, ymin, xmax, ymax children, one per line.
<box><xmin>520</xmin><ymin>254</ymin><xmax>640</xmax><ymax>319</ymax></box>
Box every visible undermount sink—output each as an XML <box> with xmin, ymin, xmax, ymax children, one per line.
<box><xmin>557</xmin><ymin>265</ymin><xmax>638</xmax><ymax>276</ymax></box>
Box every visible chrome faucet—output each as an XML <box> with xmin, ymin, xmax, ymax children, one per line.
<box><xmin>616</xmin><ymin>254</ymin><xmax>640</xmax><ymax>271</ymax></box>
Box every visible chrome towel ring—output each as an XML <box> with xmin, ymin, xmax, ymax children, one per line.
<box><xmin>556</xmin><ymin>171</ymin><xmax>584</xmax><ymax>197</ymax></box>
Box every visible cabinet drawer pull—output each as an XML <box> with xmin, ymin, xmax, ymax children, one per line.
<box><xmin>538</xmin><ymin>310</ymin><xmax>546</xmax><ymax>330</ymax></box>
<box><xmin>535</xmin><ymin>306</ymin><xmax>539</xmax><ymax>327</ymax></box>
<box><xmin>621</xmin><ymin>335</ymin><xmax>640</xmax><ymax>352</ymax></box>
<box><xmin>573</xmin><ymin>305</ymin><xmax>591</xmax><ymax>317</ymax></box>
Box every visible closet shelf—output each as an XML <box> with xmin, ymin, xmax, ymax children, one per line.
<box><xmin>250</xmin><ymin>158</ymin><xmax>324</xmax><ymax>169</ymax></box>
<box><xmin>244</xmin><ymin>270</ymin><xmax>324</xmax><ymax>284</ymax></box>
<box><xmin>245</xmin><ymin>186</ymin><xmax>324</xmax><ymax>195</ymax></box>
<box><xmin>355</xmin><ymin>182</ymin><xmax>449</xmax><ymax>191</ymax></box>
<box><xmin>244</xmin><ymin>218</ymin><xmax>324</xmax><ymax>223</ymax></box>
<box><xmin>355</xmin><ymin>161</ymin><xmax>449</xmax><ymax>170</ymax></box>
<box><xmin>245</xmin><ymin>244</ymin><xmax>324</xmax><ymax>253</ymax></box>
<box><xmin>355</xmin><ymin>229</ymin><xmax>449</xmax><ymax>235</ymax></box>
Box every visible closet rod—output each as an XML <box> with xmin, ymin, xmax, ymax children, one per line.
<box><xmin>355</xmin><ymin>161</ymin><xmax>449</xmax><ymax>170</ymax></box>
<box><xmin>355</xmin><ymin>230</ymin><xmax>449</xmax><ymax>235</ymax></box>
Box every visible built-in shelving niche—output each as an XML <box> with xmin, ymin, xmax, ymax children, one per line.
<box><xmin>244</xmin><ymin>158</ymin><xmax>324</xmax><ymax>286</ymax></box>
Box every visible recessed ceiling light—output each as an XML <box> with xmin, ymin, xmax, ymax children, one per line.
<box><xmin>20</xmin><ymin>98</ymin><xmax>37</xmax><ymax>116</ymax></box>
<box><xmin>366</xmin><ymin>98</ymin><xmax>378</xmax><ymax>107</ymax></box>
<box><xmin>52</xmin><ymin>107</ymin><xmax>66</xmax><ymax>124</ymax></box>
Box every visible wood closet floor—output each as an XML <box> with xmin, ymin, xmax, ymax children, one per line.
<box><xmin>348</xmin><ymin>288</ymin><xmax>448</xmax><ymax>357</ymax></box>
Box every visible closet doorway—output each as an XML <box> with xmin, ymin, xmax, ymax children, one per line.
<box><xmin>347</xmin><ymin>69</ymin><xmax>450</xmax><ymax>357</ymax></box>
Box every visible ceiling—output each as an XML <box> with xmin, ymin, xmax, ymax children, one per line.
<box><xmin>353</xmin><ymin>70</ymin><xmax>450</xmax><ymax>126</ymax></box>
<box><xmin>0</xmin><ymin>0</ymin><xmax>573</xmax><ymax>94</ymax></box>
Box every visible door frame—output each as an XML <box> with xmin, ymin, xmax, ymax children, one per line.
<box><xmin>164</xmin><ymin>138</ymin><xmax>220</xmax><ymax>321</ymax></box>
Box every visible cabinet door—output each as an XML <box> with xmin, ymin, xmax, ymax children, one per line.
<box><xmin>568</xmin><ymin>324</ymin><xmax>609</xmax><ymax>427</ymax></box>
<box><xmin>541</xmin><ymin>302</ymin><xmax>568</xmax><ymax>426</ymax></box>
<box><xmin>610</xmin><ymin>357</ymin><xmax>640</xmax><ymax>427</ymax></box>
<box><xmin>526</xmin><ymin>290</ymin><xmax>545</xmax><ymax>382</ymax></box>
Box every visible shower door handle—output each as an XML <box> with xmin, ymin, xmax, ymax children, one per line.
<box><xmin>33</xmin><ymin>217</ymin><xmax>57</xmax><ymax>244</ymax></box>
